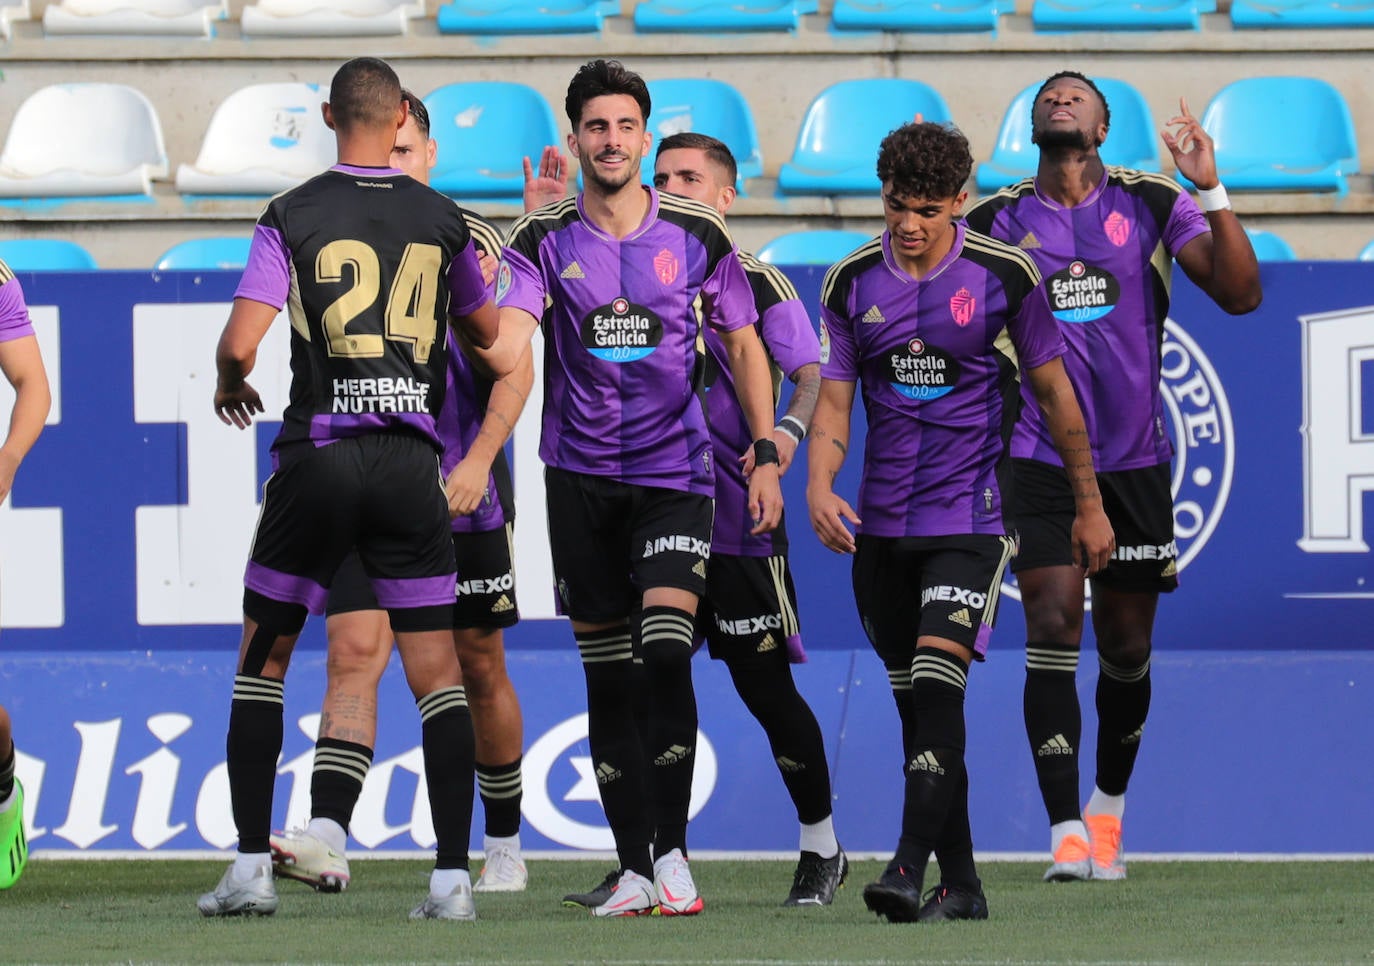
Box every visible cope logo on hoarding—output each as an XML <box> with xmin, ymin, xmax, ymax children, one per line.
<box><xmin>523</xmin><ymin>713</ymin><xmax>718</xmax><ymax>849</ymax></box>
<box><xmin>1046</xmin><ymin>260</ymin><xmax>1120</xmax><ymax>324</ymax></box>
<box><xmin>888</xmin><ymin>338</ymin><xmax>961</xmax><ymax>401</ymax></box>
<box><xmin>1002</xmin><ymin>319</ymin><xmax>1233</xmax><ymax>604</ymax></box>
<box><xmin>581</xmin><ymin>298</ymin><xmax>663</xmax><ymax>362</ymax></box>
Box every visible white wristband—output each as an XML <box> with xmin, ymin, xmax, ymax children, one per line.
<box><xmin>776</xmin><ymin>415</ymin><xmax>807</xmax><ymax>444</ymax></box>
<box><xmin>1197</xmin><ymin>183</ymin><xmax>1230</xmax><ymax>212</ymax></box>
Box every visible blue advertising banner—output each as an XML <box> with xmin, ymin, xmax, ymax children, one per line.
<box><xmin>1</xmin><ymin>264</ymin><xmax>1371</xmax><ymax>856</ymax></box>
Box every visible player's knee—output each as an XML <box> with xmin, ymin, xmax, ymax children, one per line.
<box><xmin>453</xmin><ymin>629</ymin><xmax>507</xmax><ymax>689</ymax></box>
<box><xmin>1097</xmin><ymin>634</ymin><xmax>1151</xmax><ymax>670</ymax></box>
<box><xmin>1024</xmin><ymin>599</ymin><xmax>1083</xmax><ymax>645</ymax></box>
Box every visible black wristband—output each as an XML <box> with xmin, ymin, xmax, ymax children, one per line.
<box><xmin>753</xmin><ymin>438</ymin><xmax>780</xmax><ymax>466</ymax></box>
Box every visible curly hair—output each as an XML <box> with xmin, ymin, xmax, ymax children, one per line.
<box><xmin>1034</xmin><ymin>70</ymin><xmax>1111</xmax><ymax>134</ymax></box>
<box><xmin>565</xmin><ymin>59</ymin><xmax>651</xmax><ymax>128</ymax></box>
<box><xmin>875</xmin><ymin>122</ymin><xmax>972</xmax><ymax>201</ymax></box>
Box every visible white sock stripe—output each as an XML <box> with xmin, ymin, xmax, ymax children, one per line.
<box><xmin>641</xmin><ymin>612</ymin><xmax>695</xmax><ymax>633</ymax></box>
<box><xmin>769</xmin><ymin>556</ymin><xmax>801</xmax><ymax>637</ymax></box>
<box><xmin>886</xmin><ymin>667</ymin><xmax>912</xmax><ymax>691</ymax></box>
<box><xmin>313</xmin><ymin>761</ymin><xmax>370</xmax><ymax>781</ymax></box>
<box><xmin>912</xmin><ymin>655</ymin><xmax>968</xmax><ymax>690</ymax></box>
<box><xmin>576</xmin><ymin>638</ymin><xmax>634</xmax><ymax>661</ymax></box>
<box><xmin>1100</xmin><ymin>656</ymin><xmax>1151</xmax><ymax>683</ymax></box>
<box><xmin>314</xmin><ymin>748</ymin><xmax>372</xmax><ymax>772</ymax></box>
<box><xmin>232</xmin><ymin>676</ymin><xmax>284</xmax><ymax>704</ymax></box>
<box><xmin>417</xmin><ymin>686</ymin><xmax>469</xmax><ymax>721</ymax></box>
<box><xmin>477</xmin><ymin>775</ymin><xmax>523</xmax><ymax>798</ymax></box>
<box><xmin>641</xmin><ymin>615</ymin><xmax>695</xmax><ymax>645</ymax></box>
<box><xmin>1027</xmin><ymin>648</ymin><xmax>1080</xmax><ymax>672</ymax></box>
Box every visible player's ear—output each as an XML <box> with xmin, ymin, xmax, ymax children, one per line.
<box><xmin>321</xmin><ymin>101</ymin><xmax>336</xmax><ymax>132</ymax></box>
<box><xmin>952</xmin><ymin>189</ymin><xmax>969</xmax><ymax>216</ymax></box>
<box><xmin>426</xmin><ymin>137</ymin><xmax>437</xmax><ymax>170</ymax></box>
<box><xmin>718</xmin><ymin>183</ymin><xmax>737</xmax><ymax>214</ymax></box>
<box><xmin>566</xmin><ymin>130</ymin><xmax>580</xmax><ymax>159</ymax></box>
<box><xmin>396</xmin><ymin>96</ymin><xmax>409</xmax><ymax>132</ymax></box>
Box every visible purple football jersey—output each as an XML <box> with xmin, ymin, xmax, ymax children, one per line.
<box><xmin>499</xmin><ymin>188</ymin><xmax>758</xmax><ymax>497</ymax></box>
<box><xmin>963</xmin><ymin>168</ymin><xmax>1209</xmax><ymax>472</ymax></box>
<box><xmin>820</xmin><ymin>223</ymin><xmax>1065</xmax><ymax>538</ymax></box>
<box><xmin>0</xmin><ymin>263</ymin><xmax>36</xmax><ymax>343</ymax></box>
<box><xmin>235</xmin><ymin>164</ymin><xmax>489</xmax><ymax>464</ymax></box>
<box><xmin>706</xmin><ymin>252</ymin><xmax>820</xmax><ymax>556</ymax></box>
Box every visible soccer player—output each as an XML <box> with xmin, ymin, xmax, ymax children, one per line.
<box><xmin>479</xmin><ymin>59</ymin><xmax>783</xmax><ymax>917</ymax></box>
<box><xmin>200</xmin><ymin>57</ymin><xmax>501</xmax><ymax>921</ymax></box>
<box><xmin>268</xmin><ymin>90</ymin><xmax>534</xmax><ymax>896</ymax></box>
<box><xmin>0</xmin><ymin>258</ymin><xmax>53</xmax><ymax>891</ymax></box>
<box><xmin>807</xmin><ymin>121</ymin><xmax>1114</xmax><ymax>922</ymax></box>
<box><xmin>962</xmin><ymin>72</ymin><xmax>1261</xmax><ymax>882</ymax></box>
<box><xmin>549</xmin><ymin>132</ymin><xmax>846</xmax><ymax>909</ymax></box>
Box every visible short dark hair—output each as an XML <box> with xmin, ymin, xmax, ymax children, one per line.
<box><xmin>329</xmin><ymin>57</ymin><xmax>402</xmax><ymax>132</ymax></box>
<box><xmin>1035</xmin><ymin>70</ymin><xmax>1111</xmax><ymax>134</ymax></box>
<box><xmin>876</xmin><ymin>121</ymin><xmax>972</xmax><ymax>201</ymax></box>
<box><xmin>401</xmin><ymin>89</ymin><xmax>430</xmax><ymax>138</ymax></box>
<box><xmin>656</xmin><ymin>132</ymin><xmax>737</xmax><ymax>187</ymax></box>
<box><xmin>565</xmin><ymin>59</ymin><xmax>651</xmax><ymax>127</ymax></box>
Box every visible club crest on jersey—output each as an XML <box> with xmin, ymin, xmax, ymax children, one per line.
<box><xmin>888</xmin><ymin>337</ymin><xmax>960</xmax><ymax>401</ymax></box>
<box><xmin>654</xmin><ymin>248</ymin><xmax>680</xmax><ymax>285</ymax></box>
<box><xmin>581</xmin><ymin>297</ymin><xmax>663</xmax><ymax>362</ymax></box>
<box><xmin>1046</xmin><ymin>260</ymin><xmax>1120</xmax><ymax>324</ymax></box>
<box><xmin>950</xmin><ymin>287</ymin><xmax>976</xmax><ymax>327</ymax></box>
<box><xmin>1104</xmin><ymin>210</ymin><xmax>1133</xmax><ymax>247</ymax></box>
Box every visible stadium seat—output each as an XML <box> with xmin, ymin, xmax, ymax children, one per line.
<box><xmin>0</xmin><ymin>239</ymin><xmax>98</xmax><ymax>270</ymax></box>
<box><xmin>1</xmin><ymin>0</ymin><xmax>33</xmax><ymax>39</ymax></box>
<box><xmin>0</xmin><ymin>84</ymin><xmax>167</xmax><ymax>200</ymax></box>
<box><xmin>755</xmin><ymin>230</ymin><xmax>874</xmax><ymax>265</ymax></box>
<box><xmin>1231</xmin><ymin>0</ymin><xmax>1374</xmax><ymax>27</ymax></box>
<box><xmin>777</xmin><ymin>79</ymin><xmax>951</xmax><ymax>197</ymax></box>
<box><xmin>42</xmin><ymin>0</ymin><xmax>227</xmax><ymax>36</ymax></box>
<box><xmin>1244</xmin><ymin>228</ymin><xmax>1298</xmax><ymax>261</ymax></box>
<box><xmin>240</xmin><ymin>0</ymin><xmax>423</xmax><ymax>36</ymax></box>
<box><xmin>436</xmin><ymin>0</ymin><xmax>617</xmax><ymax>33</ymax></box>
<box><xmin>644</xmin><ymin>79</ymin><xmax>764</xmax><ymax>193</ymax></box>
<box><xmin>1198</xmin><ymin>77</ymin><xmax>1359</xmax><ymax>196</ymax></box>
<box><xmin>1031</xmin><ymin>0</ymin><xmax>1209</xmax><ymax>30</ymax></box>
<box><xmin>830</xmin><ymin>0</ymin><xmax>1003</xmax><ymax>33</ymax></box>
<box><xmin>976</xmin><ymin>77</ymin><xmax>1161</xmax><ymax>192</ymax></box>
<box><xmin>634</xmin><ymin>0</ymin><xmax>819</xmax><ymax>32</ymax></box>
<box><xmin>154</xmin><ymin>237</ymin><xmax>252</xmax><ymax>270</ymax></box>
<box><xmin>175</xmin><ymin>83</ymin><xmax>333</xmax><ymax>197</ymax></box>
<box><xmin>1358</xmin><ymin>239</ymin><xmax>1374</xmax><ymax>261</ymax></box>
<box><xmin>424</xmin><ymin>82</ymin><xmax>560</xmax><ymax>201</ymax></box>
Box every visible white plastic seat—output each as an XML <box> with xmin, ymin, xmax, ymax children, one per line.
<box><xmin>240</xmin><ymin>0</ymin><xmax>424</xmax><ymax>35</ymax></box>
<box><xmin>0</xmin><ymin>0</ymin><xmax>33</xmax><ymax>39</ymax></box>
<box><xmin>43</xmin><ymin>0</ymin><xmax>227</xmax><ymax>36</ymax></box>
<box><xmin>176</xmin><ymin>83</ymin><xmax>334</xmax><ymax>196</ymax></box>
<box><xmin>0</xmin><ymin>83</ymin><xmax>168</xmax><ymax>199</ymax></box>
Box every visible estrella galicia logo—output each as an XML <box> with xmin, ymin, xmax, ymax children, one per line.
<box><xmin>888</xmin><ymin>338</ymin><xmax>961</xmax><ymax>401</ymax></box>
<box><xmin>523</xmin><ymin>713</ymin><xmax>718</xmax><ymax>849</ymax></box>
<box><xmin>1002</xmin><ymin>318</ymin><xmax>1233</xmax><ymax>606</ymax></box>
<box><xmin>581</xmin><ymin>297</ymin><xmax>663</xmax><ymax>362</ymax></box>
<box><xmin>1046</xmin><ymin>260</ymin><xmax>1119</xmax><ymax>324</ymax></box>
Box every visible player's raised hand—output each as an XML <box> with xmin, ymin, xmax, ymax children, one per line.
<box><xmin>1161</xmin><ymin>97</ymin><xmax>1221</xmax><ymax>190</ymax></box>
<box><xmin>214</xmin><ymin>381</ymin><xmax>264</xmax><ymax>429</ymax></box>
<box><xmin>522</xmin><ymin>146</ymin><xmax>570</xmax><ymax>213</ymax></box>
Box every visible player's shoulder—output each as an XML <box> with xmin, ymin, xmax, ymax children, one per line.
<box><xmin>820</xmin><ymin>236</ymin><xmax>884</xmax><ymax>306</ymax></box>
<box><xmin>1106</xmin><ymin>164</ymin><xmax>1186</xmax><ymax>197</ymax></box>
<box><xmin>960</xmin><ymin>227</ymin><xmax>1043</xmax><ymax>286</ymax></box>
<box><xmin>457</xmin><ymin>205</ymin><xmax>504</xmax><ymax>257</ymax></box>
<box><xmin>655</xmin><ymin>191</ymin><xmax>731</xmax><ymax>240</ymax></box>
<box><xmin>964</xmin><ymin>178</ymin><xmax>1036</xmax><ymax>225</ymax></box>
<box><xmin>506</xmin><ymin>196</ymin><xmax>579</xmax><ymax>250</ymax></box>
<box><xmin>0</xmin><ymin>259</ymin><xmax>13</xmax><ymax>286</ymax></box>
<box><xmin>738</xmin><ymin>250</ymin><xmax>801</xmax><ymax>308</ymax></box>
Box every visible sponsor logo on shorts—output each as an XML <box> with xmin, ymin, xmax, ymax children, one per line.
<box><xmin>692</xmin><ymin>560</ymin><xmax>707</xmax><ymax>579</ymax></box>
<box><xmin>595</xmin><ymin>761</ymin><xmax>622</xmax><ymax>785</ymax></box>
<box><xmin>1111</xmin><ymin>541</ymin><xmax>1178</xmax><ymax>562</ymax></box>
<box><xmin>756</xmin><ymin>633</ymin><xmax>778</xmax><ymax>653</ymax></box>
<box><xmin>642</xmin><ymin>535</ymin><xmax>711</xmax><ymax>559</ymax></box>
<box><xmin>947</xmin><ymin>607</ymin><xmax>973</xmax><ymax>628</ymax></box>
<box><xmin>907</xmin><ymin>751</ymin><xmax>945</xmax><ymax>776</ymax></box>
<box><xmin>491</xmin><ymin>594</ymin><xmax>514</xmax><ymax>614</ymax></box>
<box><xmin>455</xmin><ymin>573</ymin><xmax>515</xmax><ymax>597</ymax></box>
<box><xmin>1037</xmin><ymin>734</ymin><xmax>1074</xmax><ymax>757</ymax></box>
<box><xmin>922</xmin><ymin>585</ymin><xmax>988</xmax><ymax>609</ymax></box>
<box><xmin>580</xmin><ymin>297</ymin><xmax>663</xmax><ymax>363</ymax></box>
<box><xmin>888</xmin><ymin>338</ymin><xmax>960</xmax><ymax>402</ymax></box>
<box><xmin>715</xmin><ymin>614</ymin><xmax>783</xmax><ymax>637</ymax></box>
<box><xmin>653</xmin><ymin>743</ymin><xmax>693</xmax><ymax>766</ymax></box>
<box><xmin>1046</xmin><ymin>261</ymin><xmax>1120</xmax><ymax>324</ymax></box>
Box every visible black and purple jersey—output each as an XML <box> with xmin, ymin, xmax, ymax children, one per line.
<box><xmin>820</xmin><ymin>223</ymin><xmax>1065</xmax><ymax>538</ymax></box>
<box><xmin>498</xmin><ymin>188</ymin><xmax>758</xmax><ymax>497</ymax></box>
<box><xmin>705</xmin><ymin>252</ymin><xmax>820</xmax><ymax>556</ymax></box>
<box><xmin>440</xmin><ymin>210</ymin><xmax>513</xmax><ymax>535</ymax></box>
<box><xmin>0</xmin><ymin>262</ymin><xmax>36</xmax><ymax>343</ymax></box>
<box><xmin>963</xmin><ymin>168</ymin><xmax>1209</xmax><ymax>472</ymax></box>
<box><xmin>235</xmin><ymin>164</ymin><xmax>489</xmax><ymax>466</ymax></box>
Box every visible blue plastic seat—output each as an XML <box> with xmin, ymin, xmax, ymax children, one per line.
<box><xmin>634</xmin><ymin>0</ymin><xmax>818</xmax><ymax>32</ymax></box>
<box><xmin>1231</xmin><ymin>0</ymin><xmax>1374</xmax><ymax>27</ymax></box>
<box><xmin>1198</xmin><ymin>77</ymin><xmax>1358</xmax><ymax>196</ymax></box>
<box><xmin>777</xmin><ymin>79</ymin><xmax>952</xmax><ymax>197</ymax></box>
<box><xmin>155</xmin><ymin>237</ymin><xmax>252</xmax><ymax>270</ymax></box>
<box><xmin>436</xmin><ymin>0</ymin><xmax>616</xmax><ymax>33</ymax></box>
<box><xmin>976</xmin><ymin>77</ymin><xmax>1161</xmax><ymax>192</ymax></box>
<box><xmin>831</xmin><ymin>0</ymin><xmax>1003</xmax><ymax>33</ymax></box>
<box><xmin>423</xmin><ymin>82</ymin><xmax>560</xmax><ymax>201</ymax></box>
<box><xmin>1358</xmin><ymin>239</ymin><xmax>1374</xmax><ymax>261</ymax></box>
<box><xmin>645</xmin><ymin>78</ymin><xmax>763</xmax><ymax>193</ymax></box>
<box><xmin>1031</xmin><ymin>0</ymin><xmax>1208</xmax><ymax>30</ymax></box>
<box><xmin>1244</xmin><ymin>228</ymin><xmax>1297</xmax><ymax>261</ymax></box>
<box><xmin>755</xmin><ymin>230</ymin><xmax>874</xmax><ymax>265</ymax></box>
<box><xmin>0</xmin><ymin>239</ymin><xmax>97</xmax><ymax>270</ymax></box>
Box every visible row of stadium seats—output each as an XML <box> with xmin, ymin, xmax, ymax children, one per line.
<box><xmin>0</xmin><ymin>75</ymin><xmax>1361</xmax><ymax>203</ymax></box>
<box><xmin>6</xmin><ymin>0</ymin><xmax>1373</xmax><ymax>38</ymax></box>
<box><xmin>0</xmin><ymin>227</ymin><xmax>1363</xmax><ymax>270</ymax></box>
